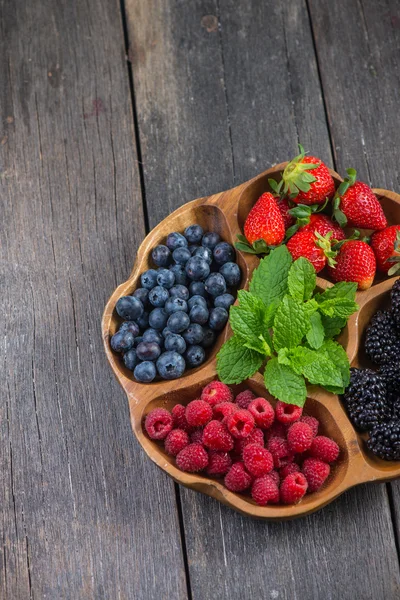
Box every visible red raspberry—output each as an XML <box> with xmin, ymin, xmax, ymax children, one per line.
<box><xmin>248</xmin><ymin>398</ymin><xmax>275</xmax><ymax>430</ymax></box>
<box><xmin>302</xmin><ymin>458</ymin><xmax>330</xmax><ymax>492</ymax></box>
<box><xmin>280</xmin><ymin>463</ymin><xmax>300</xmax><ymax>479</ymax></box>
<box><xmin>201</xmin><ymin>381</ymin><xmax>233</xmax><ymax>406</ymax></box>
<box><xmin>206</xmin><ymin>451</ymin><xmax>232</xmax><ymax>476</ymax></box>
<box><xmin>264</xmin><ymin>421</ymin><xmax>287</xmax><ymax>442</ymax></box>
<box><xmin>275</xmin><ymin>401</ymin><xmax>303</xmax><ymax>424</ymax></box>
<box><xmin>145</xmin><ymin>408</ymin><xmax>173</xmax><ymax>440</ymax></box>
<box><xmin>171</xmin><ymin>404</ymin><xmax>192</xmax><ymax>432</ymax></box>
<box><xmin>226</xmin><ymin>409</ymin><xmax>255</xmax><ymax>439</ymax></box>
<box><xmin>176</xmin><ymin>443</ymin><xmax>208</xmax><ymax>472</ymax></box>
<box><xmin>234</xmin><ymin>428</ymin><xmax>264</xmax><ymax>456</ymax></box>
<box><xmin>190</xmin><ymin>428</ymin><xmax>204</xmax><ymax>444</ymax></box>
<box><xmin>287</xmin><ymin>422</ymin><xmax>314</xmax><ymax>453</ymax></box>
<box><xmin>203</xmin><ymin>420</ymin><xmax>234</xmax><ymax>451</ymax></box>
<box><xmin>213</xmin><ymin>401</ymin><xmax>237</xmax><ymax>422</ymax></box>
<box><xmin>268</xmin><ymin>470</ymin><xmax>280</xmax><ymax>486</ymax></box>
<box><xmin>301</xmin><ymin>416</ymin><xmax>319</xmax><ymax>437</ymax></box>
<box><xmin>165</xmin><ymin>429</ymin><xmax>190</xmax><ymax>456</ymax></box>
<box><xmin>224</xmin><ymin>462</ymin><xmax>253</xmax><ymax>492</ymax></box>
<box><xmin>280</xmin><ymin>472</ymin><xmax>308</xmax><ymax>504</ymax></box>
<box><xmin>310</xmin><ymin>436</ymin><xmax>340</xmax><ymax>463</ymax></box>
<box><xmin>243</xmin><ymin>444</ymin><xmax>273</xmax><ymax>477</ymax></box>
<box><xmin>235</xmin><ymin>389</ymin><xmax>256</xmax><ymax>409</ymax></box>
<box><xmin>267</xmin><ymin>437</ymin><xmax>294</xmax><ymax>468</ymax></box>
<box><xmin>251</xmin><ymin>475</ymin><xmax>280</xmax><ymax>506</ymax></box>
<box><xmin>185</xmin><ymin>399</ymin><xmax>213</xmax><ymax>427</ymax></box>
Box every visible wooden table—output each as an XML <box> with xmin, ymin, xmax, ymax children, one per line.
<box><xmin>2</xmin><ymin>1</ymin><xmax>400</xmax><ymax>598</ymax></box>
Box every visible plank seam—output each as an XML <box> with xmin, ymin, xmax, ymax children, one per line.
<box><xmin>387</xmin><ymin>483</ymin><xmax>400</xmax><ymax>571</ymax></box>
<box><xmin>175</xmin><ymin>485</ymin><xmax>193</xmax><ymax>600</ymax></box>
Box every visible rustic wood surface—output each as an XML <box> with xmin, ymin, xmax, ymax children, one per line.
<box><xmin>2</xmin><ymin>0</ymin><xmax>400</xmax><ymax>598</ymax></box>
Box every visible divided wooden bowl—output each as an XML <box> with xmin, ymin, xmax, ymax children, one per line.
<box><xmin>102</xmin><ymin>162</ymin><xmax>400</xmax><ymax>519</ymax></box>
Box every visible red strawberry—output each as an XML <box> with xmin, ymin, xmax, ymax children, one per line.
<box><xmin>286</xmin><ymin>229</ymin><xmax>336</xmax><ymax>273</ymax></box>
<box><xmin>333</xmin><ymin>170</ymin><xmax>387</xmax><ymax>231</ymax></box>
<box><xmin>281</xmin><ymin>146</ymin><xmax>335</xmax><ymax>206</ymax></box>
<box><xmin>327</xmin><ymin>240</ymin><xmax>376</xmax><ymax>290</ymax></box>
<box><xmin>301</xmin><ymin>214</ymin><xmax>345</xmax><ymax>242</ymax></box>
<box><xmin>371</xmin><ymin>226</ymin><xmax>400</xmax><ymax>275</ymax></box>
<box><xmin>243</xmin><ymin>192</ymin><xmax>285</xmax><ymax>246</ymax></box>
<box><xmin>276</xmin><ymin>197</ymin><xmax>295</xmax><ymax>230</ymax></box>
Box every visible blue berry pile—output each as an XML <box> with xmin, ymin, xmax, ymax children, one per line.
<box><xmin>111</xmin><ymin>224</ymin><xmax>241</xmax><ymax>382</ymax></box>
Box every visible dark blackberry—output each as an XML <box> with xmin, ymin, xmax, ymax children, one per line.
<box><xmin>367</xmin><ymin>420</ymin><xmax>400</xmax><ymax>461</ymax></box>
<box><xmin>342</xmin><ymin>368</ymin><xmax>390</xmax><ymax>432</ymax></box>
<box><xmin>391</xmin><ymin>278</ymin><xmax>400</xmax><ymax>330</ymax></box>
<box><xmin>379</xmin><ymin>362</ymin><xmax>400</xmax><ymax>419</ymax></box>
<box><xmin>364</xmin><ymin>310</ymin><xmax>400</xmax><ymax>366</ymax></box>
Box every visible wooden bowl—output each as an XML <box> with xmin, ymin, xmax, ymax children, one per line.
<box><xmin>102</xmin><ymin>163</ymin><xmax>400</xmax><ymax>519</ymax></box>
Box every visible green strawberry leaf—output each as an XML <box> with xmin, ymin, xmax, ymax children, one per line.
<box><xmin>264</xmin><ymin>358</ymin><xmax>307</xmax><ymax>406</ymax></box>
<box><xmin>249</xmin><ymin>245</ymin><xmax>292</xmax><ymax>307</ymax></box>
<box><xmin>306</xmin><ymin>311</ymin><xmax>325</xmax><ymax>349</ymax></box>
<box><xmin>288</xmin><ymin>257</ymin><xmax>316</xmax><ymax>302</ymax></box>
<box><xmin>273</xmin><ymin>295</ymin><xmax>310</xmax><ymax>351</ymax></box>
<box><xmin>216</xmin><ymin>335</ymin><xmax>264</xmax><ymax>384</ymax></box>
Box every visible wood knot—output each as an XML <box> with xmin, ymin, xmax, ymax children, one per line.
<box><xmin>201</xmin><ymin>15</ymin><xmax>218</xmax><ymax>33</ymax></box>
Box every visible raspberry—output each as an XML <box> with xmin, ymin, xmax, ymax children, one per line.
<box><xmin>145</xmin><ymin>408</ymin><xmax>173</xmax><ymax>440</ymax></box>
<box><xmin>185</xmin><ymin>399</ymin><xmax>213</xmax><ymax>427</ymax></box>
<box><xmin>301</xmin><ymin>416</ymin><xmax>319</xmax><ymax>437</ymax></box>
<box><xmin>275</xmin><ymin>401</ymin><xmax>303</xmax><ymax>424</ymax></box>
<box><xmin>201</xmin><ymin>380</ymin><xmax>233</xmax><ymax>406</ymax></box>
<box><xmin>226</xmin><ymin>409</ymin><xmax>255</xmax><ymax>439</ymax></box>
<box><xmin>164</xmin><ymin>429</ymin><xmax>190</xmax><ymax>456</ymax></box>
<box><xmin>280</xmin><ymin>463</ymin><xmax>301</xmax><ymax>479</ymax></box>
<box><xmin>176</xmin><ymin>443</ymin><xmax>208</xmax><ymax>472</ymax></box>
<box><xmin>264</xmin><ymin>421</ymin><xmax>287</xmax><ymax>442</ymax></box>
<box><xmin>267</xmin><ymin>436</ymin><xmax>294</xmax><ymax>468</ymax></box>
<box><xmin>206</xmin><ymin>451</ymin><xmax>232</xmax><ymax>476</ymax></box>
<box><xmin>310</xmin><ymin>436</ymin><xmax>340</xmax><ymax>463</ymax></box>
<box><xmin>213</xmin><ymin>401</ymin><xmax>237</xmax><ymax>422</ymax></box>
<box><xmin>203</xmin><ymin>420</ymin><xmax>234</xmax><ymax>451</ymax></box>
<box><xmin>248</xmin><ymin>398</ymin><xmax>275</xmax><ymax>429</ymax></box>
<box><xmin>234</xmin><ymin>428</ymin><xmax>264</xmax><ymax>456</ymax></box>
<box><xmin>251</xmin><ymin>475</ymin><xmax>280</xmax><ymax>506</ymax></box>
<box><xmin>280</xmin><ymin>472</ymin><xmax>308</xmax><ymax>504</ymax></box>
<box><xmin>243</xmin><ymin>444</ymin><xmax>273</xmax><ymax>477</ymax></box>
<box><xmin>235</xmin><ymin>389</ymin><xmax>256</xmax><ymax>409</ymax></box>
<box><xmin>268</xmin><ymin>470</ymin><xmax>280</xmax><ymax>486</ymax></box>
<box><xmin>171</xmin><ymin>404</ymin><xmax>192</xmax><ymax>432</ymax></box>
<box><xmin>190</xmin><ymin>428</ymin><xmax>204</xmax><ymax>444</ymax></box>
<box><xmin>224</xmin><ymin>462</ymin><xmax>253</xmax><ymax>492</ymax></box>
<box><xmin>302</xmin><ymin>458</ymin><xmax>330</xmax><ymax>492</ymax></box>
<box><xmin>287</xmin><ymin>422</ymin><xmax>314</xmax><ymax>453</ymax></box>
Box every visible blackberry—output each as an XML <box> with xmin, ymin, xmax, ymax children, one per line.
<box><xmin>380</xmin><ymin>362</ymin><xmax>400</xmax><ymax>419</ymax></box>
<box><xmin>364</xmin><ymin>310</ymin><xmax>400</xmax><ymax>366</ymax></box>
<box><xmin>391</xmin><ymin>278</ymin><xmax>400</xmax><ymax>330</ymax></box>
<box><xmin>367</xmin><ymin>420</ymin><xmax>400</xmax><ymax>461</ymax></box>
<box><xmin>342</xmin><ymin>368</ymin><xmax>390</xmax><ymax>432</ymax></box>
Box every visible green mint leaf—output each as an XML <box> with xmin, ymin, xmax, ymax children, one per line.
<box><xmin>273</xmin><ymin>295</ymin><xmax>310</xmax><ymax>351</ymax></box>
<box><xmin>277</xmin><ymin>347</ymin><xmax>291</xmax><ymax>365</ymax></box>
<box><xmin>249</xmin><ymin>245</ymin><xmax>292</xmax><ymax>307</ymax></box>
<box><xmin>287</xmin><ymin>257</ymin><xmax>316</xmax><ymax>302</ymax></box>
<box><xmin>303</xmin><ymin>298</ymin><xmax>318</xmax><ymax>317</ymax></box>
<box><xmin>317</xmin><ymin>297</ymin><xmax>358</xmax><ymax>319</ymax></box>
<box><xmin>306</xmin><ymin>312</ymin><xmax>325</xmax><ymax>349</ymax></box>
<box><xmin>320</xmin><ymin>314</ymin><xmax>347</xmax><ymax>339</ymax></box>
<box><xmin>323</xmin><ymin>385</ymin><xmax>346</xmax><ymax>395</ymax></box>
<box><xmin>316</xmin><ymin>281</ymin><xmax>357</xmax><ymax>302</ymax></box>
<box><xmin>320</xmin><ymin>339</ymin><xmax>350</xmax><ymax>388</ymax></box>
<box><xmin>264</xmin><ymin>358</ymin><xmax>307</xmax><ymax>406</ymax></box>
<box><xmin>286</xmin><ymin>346</ymin><xmax>321</xmax><ymax>375</ymax></box>
<box><xmin>296</xmin><ymin>349</ymin><xmax>344</xmax><ymax>388</ymax></box>
<box><xmin>230</xmin><ymin>290</ymin><xmax>274</xmax><ymax>354</ymax></box>
<box><xmin>217</xmin><ymin>336</ymin><xmax>264</xmax><ymax>384</ymax></box>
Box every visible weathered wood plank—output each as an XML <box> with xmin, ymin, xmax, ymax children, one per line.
<box><xmin>0</xmin><ymin>0</ymin><xmax>187</xmax><ymax>598</ymax></box>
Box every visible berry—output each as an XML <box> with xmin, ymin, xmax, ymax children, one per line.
<box><xmin>149</xmin><ymin>308</ymin><xmax>168</xmax><ymax>330</ymax></box>
<box><xmin>152</xmin><ymin>244</ymin><xmax>171</xmax><ymax>267</ymax></box>
<box><xmin>164</xmin><ymin>296</ymin><xmax>188</xmax><ymax>315</ymax></box>
<box><xmin>234</xmin><ymin>428</ymin><xmax>264</xmax><ymax>456</ymax></box>
<box><xmin>189</xmin><ymin>281</ymin><xmax>207</xmax><ymax>297</ymax></box>
<box><xmin>391</xmin><ymin>279</ymin><xmax>400</xmax><ymax>330</ymax></box>
<box><xmin>248</xmin><ymin>398</ymin><xmax>275</xmax><ymax>430</ymax></box>
<box><xmin>143</xmin><ymin>328</ymin><xmax>163</xmax><ymax>345</ymax></box>
<box><xmin>190</xmin><ymin>429</ymin><xmax>204</xmax><ymax>444</ymax></box>
<box><xmin>365</xmin><ymin>311</ymin><xmax>400</xmax><ymax>365</ymax></box>
<box><xmin>342</xmin><ymin>368</ymin><xmax>390</xmax><ymax>431</ymax></box>
<box><xmin>134</xmin><ymin>361</ymin><xmax>157</xmax><ymax>382</ymax></box>
<box><xmin>185</xmin><ymin>399</ymin><xmax>213</xmax><ymax>427</ymax></box>
<box><xmin>310</xmin><ymin>436</ymin><xmax>340</xmax><ymax>463</ymax></box>
<box><xmin>188</xmin><ymin>295</ymin><xmax>208</xmax><ymax>311</ymax></box>
<box><xmin>205</xmin><ymin>273</ymin><xmax>227</xmax><ymax>297</ymax></box>
<box><xmin>219</xmin><ymin>262</ymin><xmax>241</xmax><ymax>287</ymax></box>
<box><xmin>123</xmin><ymin>349</ymin><xmax>137</xmax><ymax>371</ymax></box>
<box><xmin>169</xmin><ymin>264</ymin><xmax>188</xmax><ymax>286</ymax></box>
<box><xmin>185</xmin><ymin>345</ymin><xmax>206</xmax><ymax>367</ymax></box>
<box><xmin>224</xmin><ymin>462</ymin><xmax>252</xmax><ymax>492</ymax></box>
<box><xmin>194</xmin><ymin>246</ymin><xmax>213</xmax><ymax>264</ymax></box>
<box><xmin>203</xmin><ymin>420</ymin><xmax>234</xmax><ymax>451</ymax></box>
<box><xmin>275</xmin><ymin>402</ymin><xmax>303</xmax><ymax>424</ymax></box>
<box><xmin>267</xmin><ymin>437</ymin><xmax>293</xmax><ymax>468</ymax></box>
<box><xmin>213</xmin><ymin>402</ymin><xmax>237</xmax><ymax>422</ymax></box>
<box><xmin>327</xmin><ymin>240</ymin><xmax>376</xmax><ymax>291</ymax></box>
<box><xmin>189</xmin><ymin>304</ymin><xmax>209</xmax><ymax>325</ymax></box>
<box><xmin>251</xmin><ymin>475</ymin><xmax>280</xmax><ymax>506</ymax></box>
<box><xmin>235</xmin><ymin>389</ymin><xmax>256</xmax><ymax>409</ymax></box>
<box><xmin>213</xmin><ymin>242</ymin><xmax>235</xmax><ymax>265</ymax></box>
<box><xmin>171</xmin><ymin>404</ymin><xmax>191</xmax><ymax>432</ymax></box>
<box><xmin>164</xmin><ymin>429</ymin><xmax>190</xmax><ymax>456</ymax></box>
<box><xmin>208</xmin><ymin>307</ymin><xmax>228</xmax><ymax>331</ymax></box>
<box><xmin>277</xmin><ymin>197</ymin><xmax>295</xmax><ymax>229</ymax></box>
<box><xmin>206</xmin><ymin>451</ymin><xmax>232</xmax><ymax>476</ymax></box>
<box><xmin>300</xmin><ymin>416</ymin><xmax>319</xmax><ymax>437</ymax></box>
<box><xmin>184</xmin><ymin>224</ymin><xmax>204</xmax><ymax>244</ymax></box>
<box><xmin>265</xmin><ymin>421</ymin><xmax>287</xmax><ymax>442</ymax></box>
<box><xmin>119</xmin><ymin>318</ymin><xmax>141</xmax><ymax>336</ymax></box>
<box><xmin>167</xmin><ymin>311</ymin><xmax>190</xmax><ymax>334</ymax></box>
<box><xmin>166</xmin><ymin>232</ymin><xmax>188</xmax><ymax>251</ymax></box>
<box><xmin>286</xmin><ymin>229</ymin><xmax>331</xmax><ymax>273</ymax></box>
<box><xmin>149</xmin><ymin>285</ymin><xmax>169</xmax><ymax>308</ymax></box>
<box><xmin>183</xmin><ymin>323</ymin><xmax>205</xmax><ymax>345</ymax></box>
<box><xmin>371</xmin><ymin>226</ymin><xmax>400</xmax><ymax>274</ymax></box>
<box><xmin>336</xmin><ymin>179</ymin><xmax>387</xmax><ymax>230</ymax></box>
<box><xmin>188</xmin><ymin>244</ymin><xmax>199</xmax><ymax>255</ymax></box>
<box><xmin>111</xmin><ymin>330</ymin><xmax>135</xmax><ymax>353</ymax></box>
<box><xmin>136</xmin><ymin>341</ymin><xmax>161</xmax><ymax>362</ymax></box>
<box><xmin>201</xmin><ymin>380</ymin><xmax>233</xmax><ymax>406</ymax></box>
<box><xmin>185</xmin><ymin>256</ymin><xmax>210</xmax><ymax>281</ymax></box>
<box><xmin>201</xmin><ymin>327</ymin><xmax>216</xmax><ymax>348</ymax></box>
<box><xmin>176</xmin><ymin>443</ymin><xmax>208</xmax><ymax>472</ymax></box>
<box><xmin>244</xmin><ymin>192</ymin><xmax>285</xmax><ymax>246</ymax></box>
<box><xmin>214</xmin><ymin>293</ymin><xmax>235</xmax><ymax>311</ymax></box>
<box><xmin>280</xmin><ymin>472</ymin><xmax>308</xmax><ymax>504</ymax></box>
<box><xmin>156</xmin><ymin>351</ymin><xmax>186</xmax><ymax>379</ymax></box>
<box><xmin>302</xmin><ymin>458</ymin><xmax>330</xmax><ymax>492</ymax></box>
<box><xmin>202</xmin><ymin>232</ymin><xmax>221</xmax><ymax>250</ymax></box>
<box><xmin>243</xmin><ymin>444</ymin><xmax>273</xmax><ymax>477</ymax></box>
<box><xmin>268</xmin><ymin>470</ymin><xmax>280</xmax><ymax>486</ymax></box>
<box><xmin>287</xmin><ymin>422</ymin><xmax>314</xmax><ymax>453</ymax></box>
<box><xmin>367</xmin><ymin>420</ymin><xmax>400</xmax><ymax>460</ymax></box>
<box><xmin>164</xmin><ymin>333</ymin><xmax>186</xmax><ymax>355</ymax></box>
<box><xmin>282</xmin><ymin>152</ymin><xmax>335</xmax><ymax>205</ymax></box>
<box><xmin>133</xmin><ymin>287</ymin><xmax>150</xmax><ymax>305</ymax></box>
<box><xmin>169</xmin><ymin>284</ymin><xmax>190</xmax><ymax>301</ymax></box>
<box><xmin>380</xmin><ymin>362</ymin><xmax>400</xmax><ymax>416</ymax></box>
<box><xmin>133</xmin><ymin>336</ymin><xmax>143</xmax><ymax>347</ymax></box>
<box><xmin>116</xmin><ymin>296</ymin><xmax>144</xmax><ymax>321</ymax></box>
<box><xmin>301</xmin><ymin>213</ymin><xmax>345</xmax><ymax>241</ymax></box>
<box><xmin>226</xmin><ymin>409</ymin><xmax>255</xmax><ymax>439</ymax></box>
<box><xmin>173</xmin><ymin>247</ymin><xmax>191</xmax><ymax>265</ymax></box>
<box><xmin>141</xmin><ymin>269</ymin><xmax>158</xmax><ymax>289</ymax></box>
<box><xmin>157</xmin><ymin>268</ymin><xmax>175</xmax><ymax>289</ymax></box>
<box><xmin>280</xmin><ymin>463</ymin><xmax>301</xmax><ymax>479</ymax></box>
<box><xmin>136</xmin><ymin>311</ymin><xmax>150</xmax><ymax>330</ymax></box>
<box><xmin>145</xmin><ymin>408</ymin><xmax>173</xmax><ymax>440</ymax></box>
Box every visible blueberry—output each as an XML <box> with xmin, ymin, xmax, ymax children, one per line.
<box><xmin>189</xmin><ymin>281</ymin><xmax>207</xmax><ymax>297</ymax></box>
<box><xmin>167</xmin><ymin>311</ymin><xmax>190</xmax><ymax>333</ymax></box>
<box><xmin>185</xmin><ymin>256</ymin><xmax>210</xmax><ymax>281</ymax></box>
<box><xmin>123</xmin><ymin>349</ymin><xmax>137</xmax><ymax>371</ymax></box>
<box><xmin>149</xmin><ymin>285</ymin><xmax>169</xmax><ymax>307</ymax></box>
<box><xmin>201</xmin><ymin>327</ymin><xmax>216</xmax><ymax>348</ymax></box>
<box><xmin>111</xmin><ymin>330</ymin><xmax>135</xmax><ymax>353</ymax></box>
<box><xmin>162</xmin><ymin>327</ymin><xmax>173</xmax><ymax>338</ymax></box>
<box><xmin>143</xmin><ymin>328</ymin><xmax>164</xmax><ymax>345</ymax></box>
<box><xmin>133</xmin><ymin>288</ymin><xmax>149</xmax><ymax>306</ymax></box>
<box><xmin>209</xmin><ymin>307</ymin><xmax>228</xmax><ymax>331</ymax></box>
<box><xmin>169</xmin><ymin>284</ymin><xmax>190</xmax><ymax>301</ymax></box>
<box><xmin>156</xmin><ymin>351</ymin><xmax>186</xmax><ymax>380</ymax></box>
<box><xmin>119</xmin><ymin>321</ymin><xmax>140</xmax><ymax>337</ymax></box>
<box><xmin>116</xmin><ymin>296</ymin><xmax>144</xmax><ymax>321</ymax></box>
<box><xmin>133</xmin><ymin>335</ymin><xmax>144</xmax><ymax>347</ymax></box>
<box><xmin>134</xmin><ymin>361</ymin><xmax>156</xmax><ymax>383</ymax></box>
<box><xmin>141</xmin><ymin>269</ymin><xmax>158</xmax><ymax>290</ymax></box>
<box><xmin>172</xmin><ymin>247</ymin><xmax>191</xmax><ymax>266</ymax></box>
<box><xmin>213</xmin><ymin>242</ymin><xmax>235</xmax><ymax>265</ymax></box>
<box><xmin>136</xmin><ymin>311</ymin><xmax>149</xmax><ymax>330</ymax></box>
<box><xmin>157</xmin><ymin>268</ymin><xmax>175</xmax><ymax>289</ymax></box>
<box><xmin>185</xmin><ymin>345</ymin><xmax>206</xmax><ymax>368</ymax></box>
<box><xmin>204</xmin><ymin>273</ymin><xmax>226</xmax><ymax>297</ymax></box>
<box><xmin>188</xmin><ymin>244</ymin><xmax>200</xmax><ymax>255</ymax></box>
<box><xmin>183</xmin><ymin>323</ymin><xmax>204</xmax><ymax>345</ymax></box>
<box><xmin>219</xmin><ymin>262</ymin><xmax>241</xmax><ymax>287</ymax></box>
<box><xmin>184</xmin><ymin>224</ymin><xmax>204</xmax><ymax>244</ymax></box>
<box><xmin>189</xmin><ymin>304</ymin><xmax>209</xmax><ymax>325</ymax></box>
<box><xmin>214</xmin><ymin>293</ymin><xmax>235</xmax><ymax>311</ymax></box>
<box><xmin>164</xmin><ymin>333</ymin><xmax>186</xmax><ymax>355</ymax></box>
<box><xmin>194</xmin><ymin>246</ymin><xmax>213</xmax><ymax>264</ymax></box>
<box><xmin>165</xmin><ymin>296</ymin><xmax>188</xmax><ymax>315</ymax></box>
<box><xmin>152</xmin><ymin>244</ymin><xmax>172</xmax><ymax>267</ymax></box>
<box><xmin>136</xmin><ymin>341</ymin><xmax>161</xmax><ymax>361</ymax></box>
<box><xmin>202</xmin><ymin>231</ymin><xmax>221</xmax><ymax>249</ymax></box>
<box><xmin>166</xmin><ymin>232</ymin><xmax>188</xmax><ymax>251</ymax></box>
<box><xmin>169</xmin><ymin>264</ymin><xmax>188</xmax><ymax>286</ymax></box>
<box><xmin>149</xmin><ymin>308</ymin><xmax>168</xmax><ymax>330</ymax></box>
<box><xmin>188</xmin><ymin>295</ymin><xmax>208</xmax><ymax>311</ymax></box>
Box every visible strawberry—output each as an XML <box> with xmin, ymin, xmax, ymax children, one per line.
<box><xmin>238</xmin><ymin>192</ymin><xmax>285</xmax><ymax>254</ymax></box>
<box><xmin>371</xmin><ymin>226</ymin><xmax>400</xmax><ymax>275</ymax></box>
<box><xmin>327</xmin><ymin>240</ymin><xmax>376</xmax><ymax>290</ymax></box>
<box><xmin>300</xmin><ymin>214</ymin><xmax>345</xmax><ymax>242</ymax></box>
<box><xmin>286</xmin><ymin>230</ymin><xmax>336</xmax><ymax>273</ymax></box>
<box><xmin>333</xmin><ymin>169</ymin><xmax>387</xmax><ymax>231</ymax></box>
<box><xmin>277</xmin><ymin>197</ymin><xmax>295</xmax><ymax>230</ymax></box>
<box><xmin>280</xmin><ymin>146</ymin><xmax>335</xmax><ymax>206</ymax></box>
